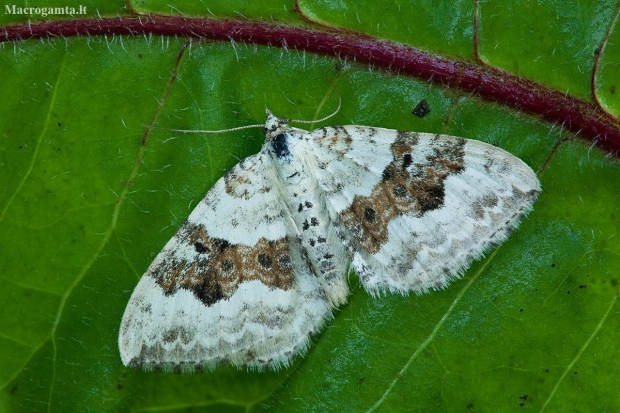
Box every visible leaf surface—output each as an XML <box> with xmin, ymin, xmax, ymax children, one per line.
<box><xmin>1</xmin><ymin>1</ymin><xmax>620</xmax><ymax>412</ymax></box>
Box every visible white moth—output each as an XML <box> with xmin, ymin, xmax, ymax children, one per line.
<box><xmin>119</xmin><ymin>110</ymin><xmax>540</xmax><ymax>372</ymax></box>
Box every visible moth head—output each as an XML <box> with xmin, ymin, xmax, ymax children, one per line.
<box><xmin>263</xmin><ymin>109</ymin><xmax>289</xmax><ymax>139</ymax></box>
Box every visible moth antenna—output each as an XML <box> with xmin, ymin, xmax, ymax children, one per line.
<box><xmin>289</xmin><ymin>73</ymin><xmax>342</xmax><ymax>125</ymax></box>
<box><xmin>151</xmin><ymin>74</ymin><xmax>342</xmax><ymax>134</ymax></box>
<box><xmin>289</xmin><ymin>95</ymin><xmax>341</xmax><ymax>125</ymax></box>
<box><xmin>150</xmin><ymin>123</ymin><xmax>264</xmax><ymax>134</ymax></box>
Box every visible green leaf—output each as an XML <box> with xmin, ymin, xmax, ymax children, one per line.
<box><xmin>1</xmin><ymin>1</ymin><xmax>620</xmax><ymax>412</ymax></box>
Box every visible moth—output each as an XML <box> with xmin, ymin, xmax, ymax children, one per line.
<box><xmin>119</xmin><ymin>110</ymin><xmax>540</xmax><ymax>371</ymax></box>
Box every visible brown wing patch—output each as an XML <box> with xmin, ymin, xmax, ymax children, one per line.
<box><xmin>315</xmin><ymin>126</ymin><xmax>353</xmax><ymax>159</ymax></box>
<box><xmin>472</xmin><ymin>193</ymin><xmax>500</xmax><ymax>220</ymax></box>
<box><xmin>150</xmin><ymin>222</ymin><xmax>294</xmax><ymax>306</ymax></box>
<box><xmin>339</xmin><ymin>132</ymin><xmax>466</xmax><ymax>253</ymax></box>
<box><xmin>224</xmin><ymin>157</ymin><xmax>272</xmax><ymax>199</ymax></box>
